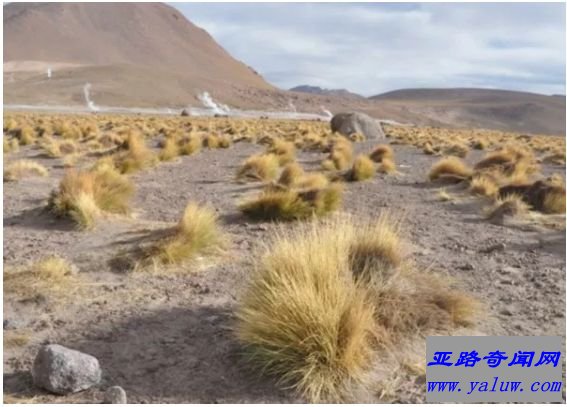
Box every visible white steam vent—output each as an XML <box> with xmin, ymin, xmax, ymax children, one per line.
<box><xmin>198</xmin><ymin>92</ymin><xmax>230</xmax><ymax>115</ymax></box>
<box><xmin>321</xmin><ymin>106</ymin><xmax>333</xmax><ymax>119</ymax></box>
<box><xmin>83</xmin><ymin>83</ymin><xmax>99</xmax><ymax>111</ymax></box>
<box><xmin>288</xmin><ymin>100</ymin><xmax>297</xmax><ymax>113</ymax></box>
<box><xmin>47</xmin><ymin>67</ymin><xmax>52</xmax><ymax>79</ymax></box>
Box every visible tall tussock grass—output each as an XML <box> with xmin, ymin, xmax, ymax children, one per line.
<box><xmin>48</xmin><ymin>165</ymin><xmax>134</xmax><ymax>229</ymax></box>
<box><xmin>428</xmin><ymin>156</ymin><xmax>472</xmax><ymax>183</ymax></box>
<box><xmin>235</xmin><ymin>214</ymin><xmax>482</xmax><ymax>402</ymax></box>
<box><xmin>137</xmin><ymin>202</ymin><xmax>227</xmax><ymax>269</ymax></box>
<box><xmin>239</xmin><ymin>183</ymin><xmax>343</xmax><ymax>221</ymax></box>
<box><xmin>236</xmin><ymin>154</ymin><xmax>280</xmax><ymax>182</ymax></box>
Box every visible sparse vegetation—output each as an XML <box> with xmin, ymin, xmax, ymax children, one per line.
<box><xmin>4</xmin><ymin>160</ymin><xmax>48</xmax><ymax>181</ymax></box>
<box><xmin>4</xmin><ymin>256</ymin><xmax>77</xmax><ymax>301</ymax></box>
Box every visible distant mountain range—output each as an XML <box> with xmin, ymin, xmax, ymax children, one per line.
<box><xmin>289</xmin><ymin>85</ymin><xmax>364</xmax><ymax>100</ymax></box>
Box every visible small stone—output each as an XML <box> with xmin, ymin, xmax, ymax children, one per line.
<box><xmin>32</xmin><ymin>344</ymin><xmax>101</xmax><ymax>395</ymax></box>
<box><xmin>104</xmin><ymin>386</ymin><xmax>127</xmax><ymax>404</ymax></box>
<box><xmin>500</xmin><ymin>308</ymin><xmax>513</xmax><ymax>316</ymax></box>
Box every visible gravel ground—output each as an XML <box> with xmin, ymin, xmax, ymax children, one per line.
<box><xmin>3</xmin><ymin>135</ymin><xmax>565</xmax><ymax>403</ymax></box>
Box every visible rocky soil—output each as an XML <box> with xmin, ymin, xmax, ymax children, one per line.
<box><xmin>3</xmin><ymin>132</ymin><xmax>565</xmax><ymax>403</ymax></box>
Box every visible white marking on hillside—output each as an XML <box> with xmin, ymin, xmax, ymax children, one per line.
<box><xmin>321</xmin><ymin>106</ymin><xmax>333</xmax><ymax>118</ymax></box>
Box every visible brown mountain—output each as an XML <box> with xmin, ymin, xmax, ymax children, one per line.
<box><xmin>370</xmin><ymin>88</ymin><xmax>566</xmax><ymax>135</ymax></box>
<box><xmin>3</xmin><ymin>2</ymin><xmax>273</xmax><ymax>108</ymax></box>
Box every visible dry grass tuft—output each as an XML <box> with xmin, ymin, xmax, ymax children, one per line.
<box><xmin>117</xmin><ymin>132</ymin><xmax>157</xmax><ymax>173</ymax></box>
<box><xmin>159</xmin><ymin>137</ymin><xmax>180</xmax><ymax>161</ymax></box>
<box><xmin>277</xmin><ymin>162</ymin><xmax>304</xmax><ymax>187</ymax></box>
<box><xmin>468</xmin><ymin>175</ymin><xmax>499</xmax><ymax>197</ymax></box>
<box><xmin>236</xmin><ymin>154</ymin><xmax>280</xmax><ymax>182</ymax></box>
<box><xmin>377</xmin><ymin>157</ymin><xmax>396</xmax><ymax>174</ymax></box>
<box><xmin>428</xmin><ymin>156</ymin><xmax>472</xmax><ymax>182</ymax></box>
<box><xmin>486</xmin><ymin>194</ymin><xmax>530</xmax><ymax>224</ymax></box>
<box><xmin>179</xmin><ymin>134</ymin><xmax>202</xmax><ymax>155</ymax></box>
<box><xmin>4</xmin><ymin>160</ymin><xmax>48</xmax><ymax>182</ymax></box>
<box><xmin>4</xmin><ymin>256</ymin><xmax>77</xmax><ymax>301</ymax></box>
<box><xmin>268</xmin><ymin>139</ymin><xmax>296</xmax><ymax>165</ymax></box>
<box><xmin>139</xmin><ymin>202</ymin><xmax>227</xmax><ymax>268</ymax></box>
<box><xmin>235</xmin><ymin>214</ymin><xmax>481</xmax><ymax>402</ymax></box>
<box><xmin>369</xmin><ymin>144</ymin><xmax>394</xmax><ymax>163</ymax></box>
<box><xmin>348</xmin><ymin>155</ymin><xmax>376</xmax><ymax>181</ymax></box>
<box><xmin>497</xmin><ymin>178</ymin><xmax>566</xmax><ymax>214</ymax></box>
<box><xmin>48</xmin><ymin>166</ymin><xmax>134</xmax><ymax>229</ymax></box>
<box><xmin>239</xmin><ymin>183</ymin><xmax>343</xmax><ymax>221</ymax></box>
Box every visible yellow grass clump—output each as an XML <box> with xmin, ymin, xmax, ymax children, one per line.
<box><xmin>349</xmin><ymin>155</ymin><xmax>376</xmax><ymax>181</ymax></box>
<box><xmin>159</xmin><ymin>137</ymin><xmax>180</xmax><ymax>161</ymax></box>
<box><xmin>179</xmin><ymin>134</ymin><xmax>202</xmax><ymax>155</ymax></box>
<box><xmin>268</xmin><ymin>139</ymin><xmax>296</xmax><ymax>165</ymax></box>
<box><xmin>369</xmin><ymin>144</ymin><xmax>394</xmax><ymax>163</ymax></box>
<box><xmin>116</xmin><ymin>132</ymin><xmax>157</xmax><ymax>173</ymax></box>
<box><xmin>236</xmin><ymin>154</ymin><xmax>280</xmax><ymax>182</ymax></box>
<box><xmin>377</xmin><ymin>157</ymin><xmax>396</xmax><ymax>174</ymax></box>
<box><xmin>239</xmin><ymin>183</ymin><xmax>343</xmax><ymax>221</ymax></box>
<box><xmin>468</xmin><ymin>175</ymin><xmax>499</xmax><ymax>197</ymax></box>
<box><xmin>486</xmin><ymin>193</ymin><xmax>530</xmax><ymax>223</ymax></box>
<box><xmin>4</xmin><ymin>160</ymin><xmax>48</xmax><ymax>182</ymax></box>
<box><xmin>48</xmin><ymin>166</ymin><xmax>134</xmax><ymax>229</ymax></box>
<box><xmin>428</xmin><ymin>156</ymin><xmax>472</xmax><ymax>182</ymax></box>
<box><xmin>235</xmin><ymin>214</ymin><xmax>481</xmax><ymax>402</ymax></box>
<box><xmin>277</xmin><ymin>162</ymin><xmax>304</xmax><ymax>187</ymax></box>
<box><xmin>140</xmin><ymin>202</ymin><xmax>227</xmax><ymax>267</ymax></box>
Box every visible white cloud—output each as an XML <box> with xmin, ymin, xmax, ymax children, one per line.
<box><xmin>174</xmin><ymin>2</ymin><xmax>565</xmax><ymax>96</ymax></box>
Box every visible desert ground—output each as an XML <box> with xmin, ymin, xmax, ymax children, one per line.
<box><xmin>3</xmin><ymin>112</ymin><xmax>566</xmax><ymax>403</ymax></box>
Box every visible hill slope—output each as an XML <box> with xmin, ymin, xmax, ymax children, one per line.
<box><xmin>3</xmin><ymin>2</ymin><xmax>272</xmax><ymax>107</ymax></box>
<box><xmin>370</xmin><ymin>88</ymin><xmax>566</xmax><ymax>135</ymax></box>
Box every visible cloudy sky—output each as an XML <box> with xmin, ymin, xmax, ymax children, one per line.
<box><xmin>173</xmin><ymin>2</ymin><xmax>565</xmax><ymax>96</ymax></box>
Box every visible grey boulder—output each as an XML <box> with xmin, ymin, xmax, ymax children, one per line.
<box><xmin>32</xmin><ymin>344</ymin><xmax>101</xmax><ymax>395</ymax></box>
<box><xmin>330</xmin><ymin>112</ymin><xmax>385</xmax><ymax>140</ymax></box>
